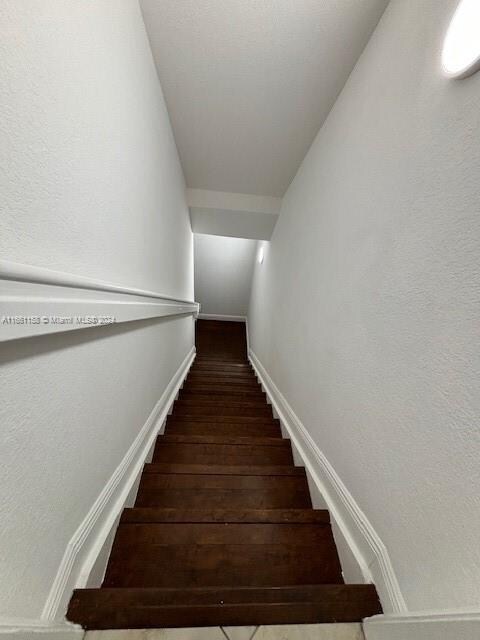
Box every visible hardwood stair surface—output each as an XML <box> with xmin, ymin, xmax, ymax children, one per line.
<box><xmin>67</xmin><ymin>319</ymin><xmax>382</xmax><ymax>629</ymax></box>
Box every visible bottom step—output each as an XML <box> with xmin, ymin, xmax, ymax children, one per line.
<box><xmin>67</xmin><ymin>584</ymin><xmax>381</xmax><ymax>629</ymax></box>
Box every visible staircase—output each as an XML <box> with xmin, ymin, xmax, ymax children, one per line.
<box><xmin>67</xmin><ymin>320</ymin><xmax>381</xmax><ymax>630</ymax></box>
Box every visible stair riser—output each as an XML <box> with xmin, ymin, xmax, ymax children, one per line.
<box><xmin>159</xmin><ymin>435</ymin><xmax>288</xmax><ymax>446</ymax></box>
<box><xmin>164</xmin><ymin>423</ymin><xmax>281</xmax><ymax>437</ymax></box>
<box><xmin>175</xmin><ymin>398</ymin><xmax>268</xmax><ymax>409</ymax></box>
<box><xmin>138</xmin><ymin>474</ymin><xmax>307</xmax><ymax>490</ymax></box>
<box><xmin>167</xmin><ymin>415</ymin><xmax>278</xmax><ymax>425</ymax></box>
<box><xmin>188</xmin><ymin>371</ymin><xmax>257</xmax><ymax>381</ymax></box>
<box><xmin>121</xmin><ymin>508</ymin><xmax>327</xmax><ymax>524</ymax></box>
<box><xmin>135</xmin><ymin>488</ymin><xmax>311</xmax><ymax>509</ymax></box>
<box><xmin>189</xmin><ymin>370</ymin><xmax>256</xmax><ymax>379</ymax></box>
<box><xmin>186</xmin><ymin>376</ymin><xmax>260</xmax><ymax>387</ymax></box>
<box><xmin>152</xmin><ymin>444</ymin><xmax>292</xmax><ymax>465</ymax></box>
<box><xmin>112</xmin><ymin>523</ymin><xmax>332</xmax><ymax>547</ymax></box>
<box><xmin>181</xmin><ymin>388</ymin><xmax>265</xmax><ymax>399</ymax></box>
<box><xmin>103</xmin><ymin>545</ymin><xmax>342</xmax><ymax>588</ymax></box>
<box><xmin>173</xmin><ymin>405</ymin><xmax>272</xmax><ymax>417</ymax></box>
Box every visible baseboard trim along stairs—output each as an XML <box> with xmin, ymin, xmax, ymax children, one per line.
<box><xmin>247</xmin><ymin>349</ymin><xmax>406</xmax><ymax>616</ymax></box>
<box><xmin>66</xmin><ymin>320</ymin><xmax>382</xmax><ymax>631</ymax></box>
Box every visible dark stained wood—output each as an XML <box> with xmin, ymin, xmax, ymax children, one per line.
<box><xmin>175</xmin><ymin>397</ymin><xmax>270</xmax><ymax>410</ymax></box>
<box><xmin>111</xmin><ymin>522</ymin><xmax>334</xmax><ymax>547</ymax></box>
<box><xmin>103</xmin><ymin>543</ymin><xmax>343</xmax><ymax>588</ymax></box>
<box><xmin>120</xmin><ymin>508</ymin><xmax>330</xmax><ymax>524</ymax></box>
<box><xmin>135</xmin><ymin>474</ymin><xmax>311</xmax><ymax>509</ymax></box>
<box><xmin>181</xmin><ymin>387</ymin><xmax>266</xmax><ymax>399</ymax></box>
<box><xmin>186</xmin><ymin>374</ymin><xmax>261</xmax><ymax>387</ymax></box>
<box><xmin>68</xmin><ymin>585</ymin><xmax>382</xmax><ymax>630</ymax></box>
<box><xmin>167</xmin><ymin>414</ymin><xmax>278</xmax><ymax>424</ymax></box>
<box><xmin>195</xmin><ymin>319</ymin><xmax>247</xmax><ymax>360</ymax></box>
<box><xmin>173</xmin><ymin>403</ymin><xmax>273</xmax><ymax>417</ymax></box>
<box><xmin>142</xmin><ymin>464</ymin><xmax>303</xmax><ymax>475</ymax></box>
<box><xmin>164</xmin><ymin>421</ymin><xmax>281</xmax><ymax>438</ymax></box>
<box><xmin>152</xmin><ymin>442</ymin><xmax>293</xmax><ymax>465</ymax></box>
<box><xmin>67</xmin><ymin>319</ymin><xmax>382</xmax><ymax>629</ymax></box>
<box><xmin>158</xmin><ymin>434</ymin><xmax>289</xmax><ymax>446</ymax></box>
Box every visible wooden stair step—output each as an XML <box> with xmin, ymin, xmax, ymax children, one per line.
<box><xmin>173</xmin><ymin>404</ymin><xmax>272</xmax><ymax>418</ymax></box>
<box><xmin>102</xmin><ymin>542</ymin><xmax>343</xmax><ymax>588</ymax></box>
<box><xmin>195</xmin><ymin>359</ymin><xmax>249</xmax><ymax>367</ymax></box>
<box><xmin>186</xmin><ymin>375</ymin><xmax>260</xmax><ymax>387</ymax></box>
<box><xmin>135</xmin><ymin>474</ymin><xmax>311</xmax><ymax>509</ymax></box>
<box><xmin>188</xmin><ymin>370</ymin><xmax>257</xmax><ymax>379</ymax></box>
<box><xmin>192</xmin><ymin>363</ymin><xmax>252</xmax><ymax>371</ymax></box>
<box><xmin>190</xmin><ymin>368</ymin><xmax>255</xmax><ymax>377</ymax></box>
<box><xmin>138</xmin><ymin>474</ymin><xmax>308</xmax><ymax>491</ymax></box>
<box><xmin>142</xmin><ymin>464</ymin><xmax>302</xmax><ymax>476</ymax></box>
<box><xmin>111</xmin><ymin>521</ymin><xmax>334</xmax><ymax>548</ymax></box>
<box><xmin>152</xmin><ymin>442</ymin><xmax>292</xmax><ymax>465</ymax></box>
<box><xmin>190</xmin><ymin>360</ymin><xmax>253</xmax><ymax>373</ymax></box>
<box><xmin>181</xmin><ymin>387</ymin><xmax>265</xmax><ymax>399</ymax></box>
<box><xmin>164</xmin><ymin>421</ymin><xmax>281</xmax><ymax>438</ymax></box>
<box><xmin>67</xmin><ymin>584</ymin><xmax>382</xmax><ymax>629</ymax></box>
<box><xmin>121</xmin><ymin>508</ymin><xmax>329</xmax><ymax>524</ymax></box>
<box><xmin>175</xmin><ymin>397</ymin><xmax>268</xmax><ymax>409</ymax></box>
<box><xmin>168</xmin><ymin>415</ymin><xmax>278</xmax><ymax>425</ymax></box>
<box><xmin>158</xmin><ymin>434</ymin><xmax>288</xmax><ymax>446</ymax></box>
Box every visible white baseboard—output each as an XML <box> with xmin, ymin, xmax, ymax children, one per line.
<box><xmin>198</xmin><ymin>313</ymin><xmax>246</xmax><ymax>322</ymax></box>
<box><xmin>0</xmin><ymin>619</ymin><xmax>83</xmax><ymax>639</ymax></box>
<box><xmin>363</xmin><ymin>610</ymin><xmax>480</xmax><ymax>640</ymax></box>
<box><xmin>40</xmin><ymin>346</ymin><xmax>196</xmax><ymax>623</ymax></box>
<box><xmin>248</xmin><ymin>348</ymin><xmax>406</xmax><ymax>615</ymax></box>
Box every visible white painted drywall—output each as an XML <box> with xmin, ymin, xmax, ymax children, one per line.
<box><xmin>188</xmin><ymin>189</ymin><xmax>280</xmax><ymax>240</ymax></box>
<box><xmin>248</xmin><ymin>0</ymin><xmax>480</xmax><ymax>614</ymax></box>
<box><xmin>0</xmin><ymin>0</ymin><xmax>193</xmax><ymax>620</ymax></box>
<box><xmin>140</xmin><ymin>0</ymin><xmax>389</xmax><ymax>196</ymax></box>
<box><xmin>194</xmin><ymin>234</ymin><xmax>257</xmax><ymax>317</ymax></box>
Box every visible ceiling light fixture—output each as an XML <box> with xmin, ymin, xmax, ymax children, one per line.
<box><xmin>442</xmin><ymin>0</ymin><xmax>480</xmax><ymax>78</ymax></box>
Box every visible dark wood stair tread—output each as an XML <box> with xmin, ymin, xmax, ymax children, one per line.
<box><xmin>186</xmin><ymin>375</ymin><xmax>260</xmax><ymax>386</ymax></box>
<box><xmin>143</xmin><ymin>463</ymin><xmax>304</xmax><ymax>475</ymax></box>
<box><xmin>164</xmin><ymin>422</ymin><xmax>281</xmax><ymax>437</ymax></box>
<box><xmin>67</xmin><ymin>584</ymin><xmax>382</xmax><ymax>629</ymax></box>
<box><xmin>168</xmin><ymin>415</ymin><xmax>278</xmax><ymax>424</ymax></box>
<box><xmin>121</xmin><ymin>508</ymin><xmax>329</xmax><ymax>524</ymax></box>
<box><xmin>111</xmin><ymin>522</ymin><xmax>334</xmax><ymax>547</ymax></box>
<box><xmin>102</xmin><ymin>542</ymin><xmax>343</xmax><ymax>588</ymax></box>
<box><xmin>175</xmin><ymin>398</ymin><xmax>270</xmax><ymax>409</ymax></box>
<box><xmin>181</xmin><ymin>388</ymin><xmax>265</xmax><ymax>398</ymax></box>
<box><xmin>135</xmin><ymin>474</ymin><xmax>311</xmax><ymax>509</ymax></box>
<box><xmin>152</xmin><ymin>442</ymin><xmax>293</xmax><ymax>465</ymax></box>
<box><xmin>158</xmin><ymin>435</ymin><xmax>288</xmax><ymax>446</ymax></box>
<box><xmin>173</xmin><ymin>405</ymin><xmax>272</xmax><ymax>418</ymax></box>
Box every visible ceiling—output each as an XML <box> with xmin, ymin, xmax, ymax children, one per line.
<box><xmin>140</xmin><ymin>0</ymin><xmax>388</xmax><ymax>198</ymax></box>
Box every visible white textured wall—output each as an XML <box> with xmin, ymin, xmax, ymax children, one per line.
<box><xmin>194</xmin><ymin>234</ymin><xmax>256</xmax><ymax>317</ymax></box>
<box><xmin>248</xmin><ymin>0</ymin><xmax>480</xmax><ymax>613</ymax></box>
<box><xmin>0</xmin><ymin>0</ymin><xmax>193</xmax><ymax>619</ymax></box>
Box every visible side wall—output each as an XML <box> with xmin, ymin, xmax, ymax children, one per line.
<box><xmin>0</xmin><ymin>0</ymin><xmax>194</xmax><ymax>621</ymax></box>
<box><xmin>194</xmin><ymin>233</ymin><xmax>257</xmax><ymax>318</ymax></box>
<box><xmin>248</xmin><ymin>0</ymin><xmax>480</xmax><ymax>614</ymax></box>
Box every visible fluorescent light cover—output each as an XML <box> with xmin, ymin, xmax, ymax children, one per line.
<box><xmin>258</xmin><ymin>246</ymin><xmax>264</xmax><ymax>264</ymax></box>
<box><xmin>442</xmin><ymin>0</ymin><xmax>480</xmax><ymax>78</ymax></box>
